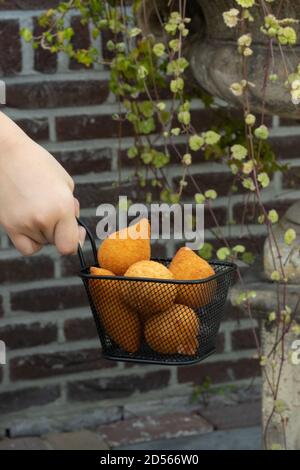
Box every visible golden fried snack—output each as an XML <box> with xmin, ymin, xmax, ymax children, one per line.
<box><xmin>169</xmin><ymin>247</ymin><xmax>216</xmax><ymax>309</ymax></box>
<box><xmin>145</xmin><ymin>304</ymin><xmax>199</xmax><ymax>355</ymax></box>
<box><xmin>89</xmin><ymin>266</ymin><xmax>141</xmax><ymax>353</ymax></box>
<box><xmin>121</xmin><ymin>260</ymin><xmax>177</xmax><ymax>320</ymax></box>
<box><xmin>97</xmin><ymin>218</ymin><xmax>151</xmax><ymax>276</ymax></box>
<box><xmin>90</xmin><ymin>267</ymin><xmax>115</xmax><ymax>280</ymax></box>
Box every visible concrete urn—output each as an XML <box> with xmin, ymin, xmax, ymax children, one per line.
<box><xmin>139</xmin><ymin>0</ymin><xmax>300</xmax><ymax>118</ymax></box>
<box><xmin>264</xmin><ymin>201</ymin><xmax>300</xmax><ymax>284</ymax></box>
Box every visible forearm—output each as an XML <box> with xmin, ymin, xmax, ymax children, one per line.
<box><xmin>0</xmin><ymin>112</ymin><xmax>28</xmax><ymax>157</ymax></box>
<box><xmin>0</xmin><ymin>111</ymin><xmax>83</xmax><ymax>255</ymax></box>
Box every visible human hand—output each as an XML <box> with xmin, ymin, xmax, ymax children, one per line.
<box><xmin>0</xmin><ymin>113</ymin><xmax>85</xmax><ymax>255</ymax></box>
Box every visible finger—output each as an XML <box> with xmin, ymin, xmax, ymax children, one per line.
<box><xmin>37</xmin><ymin>200</ymin><xmax>78</xmax><ymax>246</ymax></box>
<box><xmin>22</xmin><ymin>228</ymin><xmax>48</xmax><ymax>246</ymax></box>
<box><xmin>54</xmin><ymin>213</ymin><xmax>79</xmax><ymax>255</ymax></box>
<box><xmin>8</xmin><ymin>233</ymin><xmax>43</xmax><ymax>256</ymax></box>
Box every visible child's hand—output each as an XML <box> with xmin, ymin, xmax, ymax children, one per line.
<box><xmin>0</xmin><ymin>113</ymin><xmax>85</xmax><ymax>256</ymax></box>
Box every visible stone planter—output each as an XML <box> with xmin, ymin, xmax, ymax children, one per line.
<box><xmin>231</xmin><ymin>268</ymin><xmax>300</xmax><ymax>450</ymax></box>
<box><xmin>139</xmin><ymin>0</ymin><xmax>300</xmax><ymax>118</ymax></box>
<box><xmin>264</xmin><ymin>201</ymin><xmax>300</xmax><ymax>283</ymax></box>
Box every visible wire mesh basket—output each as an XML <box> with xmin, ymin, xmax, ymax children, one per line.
<box><xmin>78</xmin><ymin>219</ymin><xmax>237</xmax><ymax>366</ymax></box>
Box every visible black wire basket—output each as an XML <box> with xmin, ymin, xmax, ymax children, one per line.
<box><xmin>78</xmin><ymin>219</ymin><xmax>237</xmax><ymax>366</ymax></box>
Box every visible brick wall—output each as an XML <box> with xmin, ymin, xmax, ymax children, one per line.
<box><xmin>0</xmin><ymin>1</ymin><xmax>300</xmax><ymax>435</ymax></box>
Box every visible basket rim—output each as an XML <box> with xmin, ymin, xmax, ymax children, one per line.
<box><xmin>79</xmin><ymin>259</ymin><xmax>237</xmax><ymax>285</ymax></box>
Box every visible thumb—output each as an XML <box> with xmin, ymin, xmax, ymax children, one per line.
<box><xmin>54</xmin><ymin>212</ymin><xmax>79</xmax><ymax>255</ymax></box>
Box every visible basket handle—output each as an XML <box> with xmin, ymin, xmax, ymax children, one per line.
<box><xmin>77</xmin><ymin>218</ymin><xmax>98</xmax><ymax>270</ymax></box>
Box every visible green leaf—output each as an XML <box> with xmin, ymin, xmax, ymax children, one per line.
<box><xmin>138</xmin><ymin>101</ymin><xmax>154</xmax><ymax>118</ymax></box>
<box><xmin>258</xmin><ymin>172</ymin><xmax>270</xmax><ymax>188</ymax></box>
<box><xmin>242</xmin><ymin>251</ymin><xmax>255</xmax><ymax>264</ymax></box>
<box><xmin>136</xmin><ymin>117</ymin><xmax>155</xmax><ymax>135</ymax></box>
<box><xmin>205</xmin><ymin>189</ymin><xmax>217</xmax><ymax>200</ymax></box>
<box><xmin>217</xmin><ymin>247</ymin><xmax>231</xmax><ymax>261</ymax></box>
<box><xmin>141</xmin><ymin>151</ymin><xmax>153</xmax><ymax>164</ymax></box>
<box><xmin>195</xmin><ymin>193</ymin><xmax>205</xmax><ymax>204</ymax></box>
<box><xmin>153</xmin><ymin>43</ymin><xmax>166</xmax><ymax>57</ymax></box>
<box><xmin>189</xmin><ymin>134</ymin><xmax>205</xmax><ymax>151</ymax></box>
<box><xmin>284</xmin><ymin>228</ymin><xmax>296</xmax><ymax>245</ymax></box>
<box><xmin>205</xmin><ymin>131</ymin><xmax>221</xmax><ymax>145</ymax></box>
<box><xmin>127</xmin><ymin>146</ymin><xmax>138</xmax><ymax>159</ymax></box>
<box><xmin>129</xmin><ymin>27</ymin><xmax>142</xmax><ymax>38</ymax></box>
<box><xmin>199</xmin><ymin>243</ymin><xmax>213</xmax><ymax>260</ymax></box>
<box><xmin>21</xmin><ymin>28</ymin><xmax>33</xmax><ymax>42</ymax></box>
<box><xmin>232</xmin><ymin>244</ymin><xmax>246</xmax><ymax>254</ymax></box>
<box><xmin>152</xmin><ymin>151</ymin><xmax>170</xmax><ymax>169</ymax></box>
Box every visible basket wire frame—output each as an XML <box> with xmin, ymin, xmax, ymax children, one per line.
<box><xmin>77</xmin><ymin>219</ymin><xmax>237</xmax><ymax>366</ymax></box>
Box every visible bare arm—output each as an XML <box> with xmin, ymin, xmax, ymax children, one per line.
<box><xmin>0</xmin><ymin>112</ymin><xmax>85</xmax><ymax>255</ymax></box>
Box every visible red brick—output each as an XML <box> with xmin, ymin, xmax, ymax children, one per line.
<box><xmin>7</xmin><ymin>80</ymin><xmax>109</xmax><ymax>109</ymax></box>
<box><xmin>67</xmin><ymin>370</ymin><xmax>171</xmax><ymax>402</ymax></box>
<box><xmin>270</xmin><ymin>136</ymin><xmax>300</xmax><ymax>160</ymax></box>
<box><xmin>233</xmin><ymin>199</ymin><xmax>295</xmax><ymax>225</ymax></box>
<box><xmin>0</xmin><ymin>437</ymin><xmax>49</xmax><ymax>450</ymax></box>
<box><xmin>200</xmin><ymin>401</ymin><xmax>261</xmax><ymax>431</ymax></box>
<box><xmin>69</xmin><ymin>16</ymin><xmax>90</xmax><ymax>70</ymax></box>
<box><xmin>174</xmin><ymin>172</ymin><xmax>237</xmax><ymax>198</ymax></box>
<box><xmin>101</xmin><ymin>29</ymin><xmax>123</xmax><ymax>64</ymax></box>
<box><xmin>0</xmin><ymin>322</ymin><xmax>57</xmax><ymax>350</ymax></box>
<box><xmin>61</xmin><ymin>250</ymin><xmax>93</xmax><ymax>277</ymax></box>
<box><xmin>231</xmin><ymin>328</ymin><xmax>259</xmax><ymax>351</ymax></box>
<box><xmin>120</xmin><ymin>143</ymin><xmax>187</xmax><ymax>169</ymax></box>
<box><xmin>215</xmin><ymin>332</ymin><xmax>225</xmax><ymax>354</ymax></box>
<box><xmin>178</xmin><ymin>357</ymin><xmax>260</xmax><ymax>385</ymax></box>
<box><xmin>205</xmin><ymin>207</ymin><xmax>227</xmax><ymax>228</ymax></box>
<box><xmin>0</xmin><ymin>385</ymin><xmax>60</xmax><ymax>415</ymax></box>
<box><xmin>74</xmin><ymin>180</ymin><xmax>163</xmax><ymax>209</ymax></box>
<box><xmin>187</xmin><ymin>109</ymin><xmax>222</xmax><ymax>134</ymax></box>
<box><xmin>211</xmin><ymin>235</ymin><xmax>266</xmax><ymax>256</ymax></box>
<box><xmin>10</xmin><ymin>348</ymin><xmax>114</xmax><ymax>381</ymax></box>
<box><xmin>11</xmin><ymin>284</ymin><xmax>87</xmax><ymax>313</ymax></box>
<box><xmin>64</xmin><ymin>317</ymin><xmax>97</xmax><ymax>341</ymax></box>
<box><xmin>56</xmin><ymin>114</ymin><xmax>134</xmax><ymax>141</ymax></box>
<box><xmin>61</xmin><ymin>251</ymin><xmax>91</xmax><ymax>277</ymax></box>
<box><xmin>279</xmin><ymin>117</ymin><xmax>300</xmax><ymax>127</ymax></box>
<box><xmin>282</xmin><ymin>166</ymin><xmax>300</xmax><ymax>190</ymax></box>
<box><xmin>0</xmin><ymin>20</ymin><xmax>21</xmax><ymax>75</ymax></box>
<box><xmin>0</xmin><ymin>0</ymin><xmax>61</xmax><ymax>9</ymax></box>
<box><xmin>74</xmin><ymin>182</ymin><xmax>135</xmax><ymax>209</ymax></box>
<box><xmin>151</xmin><ymin>242</ymin><xmax>167</xmax><ymax>259</ymax></box>
<box><xmin>33</xmin><ymin>17</ymin><xmax>57</xmax><ymax>74</ymax></box>
<box><xmin>16</xmin><ymin>118</ymin><xmax>49</xmax><ymax>141</ymax></box>
<box><xmin>223</xmin><ymin>301</ymin><xmax>246</xmax><ymax>321</ymax></box>
<box><xmin>0</xmin><ymin>256</ymin><xmax>54</xmax><ymax>284</ymax></box>
<box><xmin>98</xmin><ymin>411</ymin><xmax>212</xmax><ymax>448</ymax></box>
<box><xmin>54</xmin><ymin>148</ymin><xmax>111</xmax><ymax>176</ymax></box>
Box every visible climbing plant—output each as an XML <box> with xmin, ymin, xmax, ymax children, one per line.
<box><xmin>22</xmin><ymin>0</ymin><xmax>300</xmax><ymax>450</ymax></box>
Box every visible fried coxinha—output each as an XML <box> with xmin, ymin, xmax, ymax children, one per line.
<box><xmin>89</xmin><ymin>219</ymin><xmax>216</xmax><ymax>356</ymax></box>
